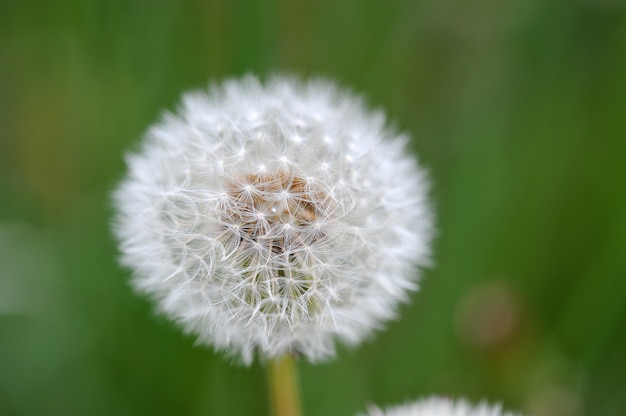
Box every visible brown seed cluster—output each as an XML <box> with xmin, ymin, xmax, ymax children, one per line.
<box><xmin>222</xmin><ymin>171</ymin><xmax>329</xmax><ymax>257</ymax></box>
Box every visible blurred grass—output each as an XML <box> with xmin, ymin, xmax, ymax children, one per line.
<box><xmin>1</xmin><ymin>0</ymin><xmax>625</xmax><ymax>415</ymax></box>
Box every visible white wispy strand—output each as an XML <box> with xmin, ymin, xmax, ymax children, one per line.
<box><xmin>112</xmin><ymin>75</ymin><xmax>434</xmax><ymax>364</ymax></box>
<box><xmin>360</xmin><ymin>397</ymin><xmax>521</xmax><ymax>416</ymax></box>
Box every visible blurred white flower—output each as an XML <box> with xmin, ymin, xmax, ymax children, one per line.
<box><xmin>112</xmin><ymin>75</ymin><xmax>433</xmax><ymax>364</ymax></box>
<box><xmin>360</xmin><ymin>397</ymin><xmax>521</xmax><ymax>416</ymax></box>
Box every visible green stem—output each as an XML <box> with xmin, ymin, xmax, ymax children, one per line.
<box><xmin>268</xmin><ymin>354</ymin><xmax>303</xmax><ymax>416</ymax></box>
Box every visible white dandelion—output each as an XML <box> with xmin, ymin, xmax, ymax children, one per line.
<box><xmin>112</xmin><ymin>75</ymin><xmax>433</xmax><ymax>364</ymax></box>
<box><xmin>360</xmin><ymin>397</ymin><xmax>521</xmax><ymax>416</ymax></box>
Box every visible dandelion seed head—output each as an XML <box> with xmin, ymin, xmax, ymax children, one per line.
<box><xmin>112</xmin><ymin>75</ymin><xmax>434</xmax><ymax>364</ymax></box>
<box><xmin>360</xmin><ymin>397</ymin><xmax>522</xmax><ymax>416</ymax></box>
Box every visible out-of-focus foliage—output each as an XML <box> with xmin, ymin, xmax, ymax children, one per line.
<box><xmin>1</xmin><ymin>1</ymin><xmax>625</xmax><ymax>415</ymax></box>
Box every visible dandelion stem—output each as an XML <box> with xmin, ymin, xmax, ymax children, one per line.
<box><xmin>268</xmin><ymin>354</ymin><xmax>302</xmax><ymax>416</ymax></box>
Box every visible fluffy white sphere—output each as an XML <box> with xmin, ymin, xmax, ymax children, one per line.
<box><xmin>112</xmin><ymin>75</ymin><xmax>433</xmax><ymax>364</ymax></box>
<box><xmin>361</xmin><ymin>397</ymin><xmax>521</xmax><ymax>416</ymax></box>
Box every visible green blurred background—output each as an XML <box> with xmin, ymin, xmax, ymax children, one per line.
<box><xmin>1</xmin><ymin>1</ymin><xmax>625</xmax><ymax>415</ymax></box>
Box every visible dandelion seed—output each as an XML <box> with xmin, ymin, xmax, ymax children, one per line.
<box><xmin>112</xmin><ymin>75</ymin><xmax>434</xmax><ymax>364</ymax></box>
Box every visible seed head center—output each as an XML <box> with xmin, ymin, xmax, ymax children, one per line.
<box><xmin>223</xmin><ymin>171</ymin><xmax>327</xmax><ymax>255</ymax></box>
